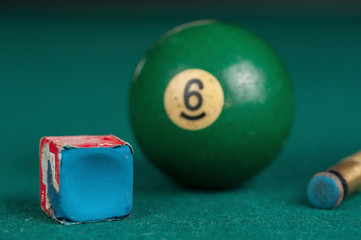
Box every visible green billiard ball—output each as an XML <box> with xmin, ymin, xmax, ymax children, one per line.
<box><xmin>129</xmin><ymin>20</ymin><xmax>294</xmax><ymax>189</ymax></box>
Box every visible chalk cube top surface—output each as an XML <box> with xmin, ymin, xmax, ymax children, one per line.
<box><xmin>45</xmin><ymin>135</ymin><xmax>128</xmax><ymax>148</ymax></box>
<box><xmin>39</xmin><ymin>135</ymin><xmax>133</xmax><ymax>224</ymax></box>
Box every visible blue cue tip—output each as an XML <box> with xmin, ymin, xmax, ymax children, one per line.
<box><xmin>307</xmin><ymin>172</ymin><xmax>344</xmax><ymax>209</ymax></box>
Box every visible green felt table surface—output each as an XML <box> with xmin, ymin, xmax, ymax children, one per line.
<box><xmin>1</xmin><ymin>10</ymin><xmax>361</xmax><ymax>239</ymax></box>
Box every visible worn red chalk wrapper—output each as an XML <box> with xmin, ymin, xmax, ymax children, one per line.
<box><xmin>39</xmin><ymin>135</ymin><xmax>133</xmax><ymax>224</ymax></box>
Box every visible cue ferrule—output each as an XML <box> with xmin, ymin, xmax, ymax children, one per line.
<box><xmin>328</xmin><ymin>151</ymin><xmax>361</xmax><ymax>196</ymax></box>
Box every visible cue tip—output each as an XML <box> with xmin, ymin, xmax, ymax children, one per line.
<box><xmin>307</xmin><ymin>172</ymin><xmax>344</xmax><ymax>209</ymax></box>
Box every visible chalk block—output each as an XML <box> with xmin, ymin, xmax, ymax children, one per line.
<box><xmin>39</xmin><ymin>135</ymin><xmax>133</xmax><ymax>224</ymax></box>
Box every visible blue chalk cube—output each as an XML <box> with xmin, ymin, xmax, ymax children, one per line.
<box><xmin>40</xmin><ymin>135</ymin><xmax>133</xmax><ymax>224</ymax></box>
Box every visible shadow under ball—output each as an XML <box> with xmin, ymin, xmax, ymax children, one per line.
<box><xmin>129</xmin><ymin>20</ymin><xmax>294</xmax><ymax>189</ymax></box>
